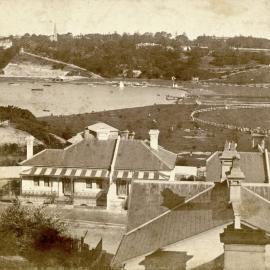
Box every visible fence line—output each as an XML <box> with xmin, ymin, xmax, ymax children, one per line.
<box><xmin>191</xmin><ymin>104</ymin><xmax>270</xmax><ymax>134</ymax></box>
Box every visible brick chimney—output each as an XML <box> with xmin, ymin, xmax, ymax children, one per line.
<box><xmin>129</xmin><ymin>131</ymin><xmax>135</xmax><ymax>140</ymax></box>
<box><xmin>84</xmin><ymin>128</ymin><xmax>91</xmax><ymax>139</ymax></box>
<box><xmin>149</xmin><ymin>129</ymin><xmax>160</xmax><ymax>150</ymax></box>
<box><xmin>26</xmin><ymin>135</ymin><xmax>34</xmax><ymax>160</ymax></box>
<box><xmin>220</xmin><ymin>224</ymin><xmax>268</xmax><ymax>270</ymax></box>
<box><xmin>252</xmin><ymin>133</ymin><xmax>267</xmax><ymax>151</ymax></box>
<box><xmin>227</xmin><ymin>155</ymin><xmax>245</xmax><ymax>229</ymax></box>
<box><xmin>219</xmin><ymin>141</ymin><xmax>238</xmax><ymax>181</ymax></box>
<box><xmin>120</xmin><ymin>130</ymin><xmax>129</xmax><ymax>140</ymax></box>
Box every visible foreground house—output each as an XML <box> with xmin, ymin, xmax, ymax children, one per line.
<box><xmin>19</xmin><ymin>128</ymin><xmax>176</xmax><ymax>211</ymax></box>
<box><xmin>112</xmin><ymin>142</ymin><xmax>270</xmax><ymax>269</ymax></box>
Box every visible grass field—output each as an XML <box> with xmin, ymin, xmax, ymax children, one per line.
<box><xmin>41</xmin><ymin>104</ymin><xmax>254</xmax><ymax>154</ymax></box>
<box><xmin>199</xmin><ymin>107</ymin><xmax>270</xmax><ymax>130</ymax></box>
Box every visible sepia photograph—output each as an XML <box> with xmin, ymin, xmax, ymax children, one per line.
<box><xmin>0</xmin><ymin>0</ymin><xmax>270</xmax><ymax>269</ymax></box>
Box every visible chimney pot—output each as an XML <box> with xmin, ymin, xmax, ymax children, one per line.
<box><xmin>84</xmin><ymin>129</ymin><xmax>91</xmax><ymax>139</ymax></box>
<box><xmin>120</xmin><ymin>130</ymin><xmax>129</xmax><ymax>140</ymax></box>
<box><xmin>129</xmin><ymin>131</ymin><xmax>135</xmax><ymax>140</ymax></box>
<box><xmin>149</xmin><ymin>129</ymin><xmax>160</xmax><ymax>150</ymax></box>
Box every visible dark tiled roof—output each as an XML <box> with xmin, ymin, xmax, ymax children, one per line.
<box><xmin>206</xmin><ymin>151</ymin><xmax>268</xmax><ymax>183</ymax></box>
<box><xmin>112</xmin><ymin>182</ymin><xmax>233</xmax><ymax>267</ymax></box>
<box><xmin>115</xmin><ymin>140</ymin><xmax>176</xmax><ymax>171</ymax></box>
<box><xmin>206</xmin><ymin>151</ymin><xmax>221</xmax><ymax>182</ymax></box>
<box><xmin>239</xmin><ymin>152</ymin><xmax>267</xmax><ymax>183</ymax></box>
<box><xmin>244</xmin><ymin>184</ymin><xmax>270</xmax><ymax>201</ymax></box>
<box><xmin>241</xmin><ymin>186</ymin><xmax>270</xmax><ymax>233</ymax></box>
<box><xmin>127</xmin><ymin>180</ymin><xmax>214</xmax><ymax>231</ymax></box>
<box><xmin>21</xmin><ymin>138</ymin><xmax>176</xmax><ymax>171</ymax></box>
<box><xmin>21</xmin><ymin>140</ymin><xmax>116</xmax><ymax>168</ymax></box>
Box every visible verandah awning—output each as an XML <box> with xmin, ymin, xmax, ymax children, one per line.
<box><xmin>21</xmin><ymin>167</ymin><xmax>109</xmax><ymax>178</ymax></box>
<box><xmin>113</xmin><ymin>170</ymin><xmax>170</xmax><ymax>180</ymax></box>
<box><xmin>21</xmin><ymin>167</ymin><xmax>170</xmax><ymax>181</ymax></box>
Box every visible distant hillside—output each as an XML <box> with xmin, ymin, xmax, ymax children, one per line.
<box><xmin>2</xmin><ymin>50</ymin><xmax>102</xmax><ymax>79</ymax></box>
<box><xmin>220</xmin><ymin>66</ymin><xmax>270</xmax><ymax>84</ymax></box>
<box><xmin>0</xmin><ymin>106</ymin><xmax>65</xmax><ymax>148</ymax></box>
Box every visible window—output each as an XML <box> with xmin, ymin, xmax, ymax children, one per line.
<box><xmin>116</xmin><ymin>180</ymin><xmax>128</xmax><ymax>196</ymax></box>
<box><xmin>96</xmin><ymin>181</ymin><xmax>102</xmax><ymax>189</ymax></box>
<box><xmin>34</xmin><ymin>177</ymin><xmax>40</xmax><ymax>186</ymax></box>
<box><xmin>44</xmin><ymin>178</ymin><xmax>50</xmax><ymax>187</ymax></box>
<box><xmin>86</xmin><ymin>179</ymin><xmax>92</xmax><ymax>188</ymax></box>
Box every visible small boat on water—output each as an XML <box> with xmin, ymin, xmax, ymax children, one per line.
<box><xmin>31</xmin><ymin>88</ymin><xmax>44</xmax><ymax>91</ymax></box>
<box><xmin>119</xmin><ymin>81</ymin><xmax>125</xmax><ymax>89</ymax></box>
<box><xmin>43</xmin><ymin>84</ymin><xmax>51</xmax><ymax>87</ymax></box>
<box><xmin>43</xmin><ymin>109</ymin><xmax>50</xmax><ymax>112</ymax></box>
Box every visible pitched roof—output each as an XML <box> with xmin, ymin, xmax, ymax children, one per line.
<box><xmin>115</xmin><ymin>140</ymin><xmax>176</xmax><ymax>171</ymax></box>
<box><xmin>21</xmin><ymin>138</ymin><xmax>176</xmax><ymax>171</ymax></box>
<box><xmin>21</xmin><ymin>140</ymin><xmax>115</xmax><ymax>169</ymax></box>
<box><xmin>206</xmin><ymin>151</ymin><xmax>268</xmax><ymax>183</ymax></box>
<box><xmin>127</xmin><ymin>180</ymin><xmax>214</xmax><ymax>231</ymax></box>
<box><xmin>112</xmin><ymin>181</ymin><xmax>234</xmax><ymax>267</ymax></box>
<box><xmin>87</xmin><ymin>122</ymin><xmax>119</xmax><ymax>132</ymax></box>
<box><xmin>240</xmin><ymin>186</ymin><xmax>270</xmax><ymax>233</ymax></box>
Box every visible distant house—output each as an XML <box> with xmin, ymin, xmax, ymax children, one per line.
<box><xmin>67</xmin><ymin>122</ymin><xmax>119</xmax><ymax>144</ymax></box>
<box><xmin>0</xmin><ymin>38</ymin><xmax>13</xmax><ymax>49</ymax></box>
<box><xmin>136</xmin><ymin>43</ymin><xmax>161</xmax><ymax>49</ymax></box>
<box><xmin>112</xmin><ymin>142</ymin><xmax>270</xmax><ymax>269</ymax></box>
<box><xmin>180</xmin><ymin>45</ymin><xmax>191</xmax><ymax>52</ymax></box>
<box><xmin>19</xmin><ymin>128</ymin><xmax>176</xmax><ymax>211</ymax></box>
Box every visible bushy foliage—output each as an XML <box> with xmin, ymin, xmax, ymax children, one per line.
<box><xmin>0</xmin><ymin>202</ymin><xmax>107</xmax><ymax>269</ymax></box>
<box><xmin>0</xmin><ymin>202</ymin><xmax>67</xmax><ymax>261</ymax></box>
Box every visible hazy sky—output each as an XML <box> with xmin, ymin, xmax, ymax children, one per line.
<box><xmin>0</xmin><ymin>0</ymin><xmax>270</xmax><ymax>39</ymax></box>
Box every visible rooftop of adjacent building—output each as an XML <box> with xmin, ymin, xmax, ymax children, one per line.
<box><xmin>112</xmin><ymin>177</ymin><xmax>270</xmax><ymax>267</ymax></box>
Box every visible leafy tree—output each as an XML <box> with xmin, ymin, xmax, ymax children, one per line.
<box><xmin>0</xmin><ymin>202</ymin><xmax>108</xmax><ymax>269</ymax></box>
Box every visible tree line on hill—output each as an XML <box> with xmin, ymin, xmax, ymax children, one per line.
<box><xmin>1</xmin><ymin>33</ymin><xmax>270</xmax><ymax>79</ymax></box>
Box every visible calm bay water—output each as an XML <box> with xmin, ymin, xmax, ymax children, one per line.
<box><xmin>0</xmin><ymin>81</ymin><xmax>185</xmax><ymax>117</ymax></box>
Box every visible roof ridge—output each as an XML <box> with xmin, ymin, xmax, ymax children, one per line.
<box><xmin>242</xmin><ymin>186</ymin><xmax>270</xmax><ymax>206</ymax></box>
<box><xmin>157</xmin><ymin>144</ymin><xmax>177</xmax><ymax>156</ymax></box>
<box><xmin>125</xmin><ymin>183</ymin><xmax>215</xmax><ymax>236</ymax></box>
<box><xmin>140</xmin><ymin>141</ymin><xmax>173</xmax><ymax>170</ymax></box>
<box><xmin>63</xmin><ymin>138</ymin><xmax>85</xmax><ymax>150</ymax></box>
<box><xmin>20</xmin><ymin>148</ymin><xmax>48</xmax><ymax>165</ymax></box>
<box><xmin>206</xmin><ymin>151</ymin><xmax>219</xmax><ymax>163</ymax></box>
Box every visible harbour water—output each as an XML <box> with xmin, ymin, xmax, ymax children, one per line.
<box><xmin>0</xmin><ymin>81</ymin><xmax>186</xmax><ymax>117</ymax></box>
